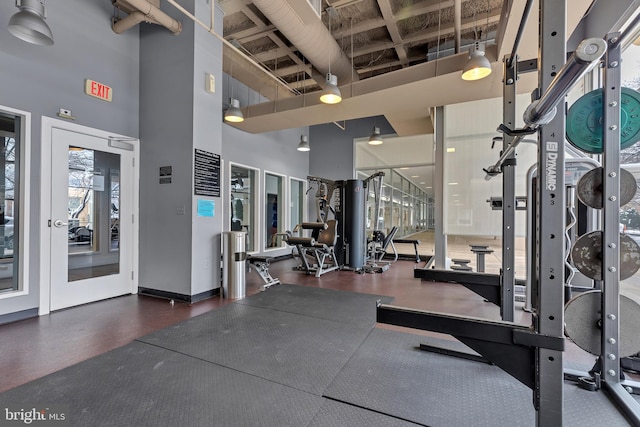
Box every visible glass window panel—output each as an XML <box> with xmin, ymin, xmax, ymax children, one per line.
<box><xmin>67</xmin><ymin>148</ymin><xmax>120</xmax><ymax>282</ymax></box>
<box><xmin>0</xmin><ymin>119</ymin><xmax>20</xmax><ymax>293</ymax></box>
<box><xmin>290</xmin><ymin>178</ymin><xmax>305</xmax><ymax>230</ymax></box>
<box><xmin>265</xmin><ymin>172</ymin><xmax>284</xmax><ymax>249</ymax></box>
<box><xmin>230</xmin><ymin>164</ymin><xmax>257</xmax><ymax>252</ymax></box>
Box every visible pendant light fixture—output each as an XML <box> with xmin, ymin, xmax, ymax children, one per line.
<box><xmin>224</xmin><ymin>98</ymin><xmax>244</xmax><ymax>123</ymax></box>
<box><xmin>461</xmin><ymin>42</ymin><xmax>492</xmax><ymax>81</ymax></box>
<box><xmin>320</xmin><ymin>8</ymin><xmax>341</xmax><ymax>104</ymax></box>
<box><xmin>297</xmin><ymin>135</ymin><xmax>310</xmax><ymax>152</ymax></box>
<box><xmin>368</xmin><ymin>127</ymin><xmax>383</xmax><ymax>145</ymax></box>
<box><xmin>8</xmin><ymin>0</ymin><xmax>54</xmax><ymax>46</ymax></box>
<box><xmin>224</xmin><ymin>52</ymin><xmax>244</xmax><ymax>123</ymax></box>
<box><xmin>320</xmin><ymin>73</ymin><xmax>341</xmax><ymax>104</ymax></box>
<box><xmin>461</xmin><ymin>0</ymin><xmax>492</xmax><ymax>81</ymax></box>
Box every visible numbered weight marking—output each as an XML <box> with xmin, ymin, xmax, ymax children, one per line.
<box><xmin>576</xmin><ymin>167</ymin><xmax>637</xmax><ymax>209</ymax></box>
<box><xmin>571</xmin><ymin>230</ymin><xmax>640</xmax><ymax>281</ymax></box>
<box><xmin>566</xmin><ymin>87</ymin><xmax>640</xmax><ymax>154</ymax></box>
<box><xmin>564</xmin><ymin>290</ymin><xmax>640</xmax><ymax>357</ymax></box>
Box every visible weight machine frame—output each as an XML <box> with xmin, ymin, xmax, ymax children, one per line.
<box><xmin>379</xmin><ymin>1</ymin><xmax>640</xmax><ymax>425</ymax></box>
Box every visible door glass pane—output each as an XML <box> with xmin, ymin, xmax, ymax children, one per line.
<box><xmin>68</xmin><ymin>147</ymin><xmax>120</xmax><ymax>281</ymax></box>
<box><xmin>290</xmin><ymin>178</ymin><xmax>304</xmax><ymax>229</ymax></box>
<box><xmin>265</xmin><ymin>173</ymin><xmax>284</xmax><ymax>249</ymax></box>
<box><xmin>0</xmin><ymin>119</ymin><xmax>20</xmax><ymax>293</ymax></box>
<box><xmin>230</xmin><ymin>164</ymin><xmax>256</xmax><ymax>252</ymax></box>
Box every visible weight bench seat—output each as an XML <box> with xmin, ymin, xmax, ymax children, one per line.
<box><xmin>392</xmin><ymin>239</ymin><xmax>421</xmax><ymax>263</ymax></box>
<box><xmin>247</xmin><ymin>256</ymin><xmax>280</xmax><ymax>290</ymax></box>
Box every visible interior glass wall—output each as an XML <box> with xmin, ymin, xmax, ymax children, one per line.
<box><xmin>358</xmin><ymin>168</ymin><xmax>431</xmax><ymax>239</ymax></box>
<box><xmin>265</xmin><ymin>172</ymin><xmax>285</xmax><ymax>250</ymax></box>
<box><xmin>443</xmin><ymin>94</ymin><xmax>537</xmax><ymax>277</ymax></box>
<box><xmin>617</xmin><ymin>41</ymin><xmax>640</xmax><ymax>291</ymax></box>
<box><xmin>230</xmin><ymin>163</ymin><xmax>257</xmax><ymax>252</ymax></box>
<box><xmin>290</xmin><ymin>178</ymin><xmax>305</xmax><ymax>230</ymax></box>
<box><xmin>0</xmin><ymin>114</ymin><xmax>20</xmax><ymax>293</ymax></box>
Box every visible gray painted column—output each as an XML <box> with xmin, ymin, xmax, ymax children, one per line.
<box><xmin>139</xmin><ymin>0</ymin><xmax>223</xmax><ymax>299</ymax></box>
<box><xmin>434</xmin><ymin>106</ymin><xmax>447</xmax><ymax>268</ymax></box>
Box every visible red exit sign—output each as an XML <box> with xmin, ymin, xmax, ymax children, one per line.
<box><xmin>84</xmin><ymin>79</ymin><xmax>112</xmax><ymax>102</ymax></box>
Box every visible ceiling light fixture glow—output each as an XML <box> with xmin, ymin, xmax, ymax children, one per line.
<box><xmin>461</xmin><ymin>42</ymin><xmax>492</xmax><ymax>81</ymax></box>
<box><xmin>297</xmin><ymin>135</ymin><xmax>310</xmax><ymax>152</ymax></box>
<box><xmin>320</xmin><ymin>73</ymin><xmax>342</xmax><ymax>104</ymax></box>
<box><xmin>224</xmin><ymin>98</ymin><xmax>244</xmax><ymax>123</ymax></box>
<box><xmin>368</xmin><ymin>127</ymin><xmax>383</xmax><ymax>145</ymax></box>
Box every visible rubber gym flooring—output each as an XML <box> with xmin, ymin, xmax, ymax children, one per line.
<box><xmin>0</xmin><ymin>284</ymin><xmax>634</xmax><ymax>426</ymax></box>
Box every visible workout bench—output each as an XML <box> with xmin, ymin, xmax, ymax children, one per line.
<box><xmin>285</xmin><ymin>220</ymin><xmax>340</xmax><ymax>277</ymax></box>
<box><xmin>392</xmin><ymin>238</ymin><xmax>421</xmax><ymax>263</ymax></box>
<box><xmin>247</xmin><ymin>256</ymin><xmax>280</xmax><ymax>290</ymax></box>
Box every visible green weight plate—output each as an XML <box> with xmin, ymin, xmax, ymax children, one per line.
<box><xmin>564</xmin><ymin>290</ymin><xmax>640</xmax><ymax>357</ymax></box>
<box><xmin>570</xmin><ymin>230</ymin><xmax>640</xmax><ymax>281</ymax></box>
<box><xmin>566</xmin><ymin>87</ymin><xmax>640</xmax><ymax>154</ymax></box>
<box><xmin>576</xmin><ymin>167</ymin><xmax>637</xmax><ymax>209</ymax></box>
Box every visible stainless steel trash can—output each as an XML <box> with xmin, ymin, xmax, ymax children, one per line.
<box><xmin>222</xmin><ymin>231</ymin><xmax>247</xmax><ymax>299</ymax></box>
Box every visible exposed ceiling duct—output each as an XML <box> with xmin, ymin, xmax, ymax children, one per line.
<box><xmin>251</xmin><ymin>0</ymin><xmax>359</xmax><ymax>85</ymax></box>
<box><xmin>111</xmin><ymin>0</ymin><xmax>182</xmax><ymax>35</ymax></box>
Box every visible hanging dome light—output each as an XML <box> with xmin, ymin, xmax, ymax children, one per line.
<box><xmin>8</xmin><ymin>0</ymin><xmax>54</xmax><ymax>46</ymax></box>
<box><xmin>224</xmin><ymin>98</ymin><xmax>244</xmax><ymax>123</ymax></box>
<box><xmin>461</xmin><ymin>43</ymin><xmax>492</xmax><ymax>81</ymax></box>
<box><xmin>297</xmin><ymin>135</ymin><xmax>310</xmax><ymax>152</ymax></box>
<box><xmin>368</xmin><ymin>127</ymin><xmax>383</xmax><ymax>145</ymax></box>
<box><xmin>320</xmin><ymin>73</ymin><xmax>342</xmax><ymax>104</ymax></box>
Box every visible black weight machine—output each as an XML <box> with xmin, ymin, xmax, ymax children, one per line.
<box><xmin>285</xmin><ymin>172</ymin><xmax>394</xmax><ymax>274</ymax></box>
<box><xmin>379</xmin><ymin>1</ymin><xmax>640</xmax><ymax>423</ymax></box>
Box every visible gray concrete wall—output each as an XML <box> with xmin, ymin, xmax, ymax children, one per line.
<box><xmin>0</xmin><ymin>0</ymin><xmax>139</xmax><ymax>316</ymax></box>
<box><xmin>138</xmin><ymin>0</ymin><xmax>224</xmax><ymax>297</ymax></box>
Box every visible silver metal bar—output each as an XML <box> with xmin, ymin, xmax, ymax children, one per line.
<box><xmin>502</xmin><ymin>55</ymin><xmax>517</xmax><ymax>321</ymax></box>
<box><xmin>524</xmin><ymin>37</ymin><xmax>607</xmax><ymax>126</ymax></box>
<box><xmin>484</xmin><ymin>130</ymin><xmax>533</xmax><ymax>180</ymax></box>
<box><xmin>612</xmin><ymin>10</ymin><xmax>640</xmax><ymax>50</ymax></box>
<box><xmin>434</xmin><ymin>106</ymin><xmax>447</xmax><ymax>269</ymax></box>
<box><xmin>602</xmin><ymin>382</ymin><xmax>640</xmax><ymax>425</ymax></box>
<box><xmin>601</xmin><ymin>32</ymin><xmax>622</xmax><ymax>387</ymax></box>
<box><xmin>535</xmin><ymin>1</ymin><xmax>566</xmax><ymax>424</ymax></box>
<box><xmin>506</xmin><ymin>0</ymin><xmax>535</xmax><ymax>69</ymax></box>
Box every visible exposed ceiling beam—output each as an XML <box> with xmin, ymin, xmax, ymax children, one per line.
<box><xmin>377</xmin><ymin>0</ymin><xmax>408</xmax><ymax>65</ymax></box>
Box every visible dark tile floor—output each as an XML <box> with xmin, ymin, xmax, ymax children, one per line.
<box><xmin>0</xmin><ymin>257</ymin><xmax>620</xmax><ymax>395</ymax></box>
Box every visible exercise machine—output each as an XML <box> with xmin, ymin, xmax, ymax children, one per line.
<box><xmin>246</xmin><ymin>255</ymin><xmax>280</xmax><ymax>290</ymax></box>
<box><xmin>285</xmin><ymin>220</ymin><xmax>340</xmax><ymax>277</ymax></box>
<box><xmin>379</xmin><ymin>3</ymin><xmax>640</xmax><ymax>423</ymax></box>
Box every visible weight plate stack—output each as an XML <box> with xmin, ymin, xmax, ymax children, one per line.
<box><xmin>566</xmin><ymin>87</ymin><xmax>640</xmax><ymax>154</ymax></box>
<box><xmin>564</xmin><ymin>290</ymin><xmax>640</xmax><ymax>357</ymax></box>
<box><xmin>570</xmin><ymin>230</ymin><xmax>640</xmax><ymax>281</ymax></box>
<box><xmin>576</xmin><ymin>167</ymin><xmax>637</xmax><ymax>209</ymax></box>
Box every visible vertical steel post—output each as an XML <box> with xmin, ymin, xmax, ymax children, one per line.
<box><xmin>601</xmin><ymin>32</ymin><xmax>621</xmax><ymax>386</ymax></box>
<box><xmin>502</xmin><ymin>56</ymin><xmax>517</xmax><ymax>322</ymax></box>
<box><xmin>434</xmin><ymin>106</ymin><xmax>447</xmax><ymax>269</ymax></box>
<box><xmin>535</xmin><ymin>1</ymin><xmax>565</xmax><ymax>424</ymax></box>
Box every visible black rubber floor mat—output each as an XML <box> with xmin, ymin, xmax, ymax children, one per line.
<box><xmin>137</xmin><ymin>303</ymin><xmax>372</xmax><ymax>395</ymax></box>
<box><xmin>325</xmin><ymin>328</ymin><xmax>631</xmax><ymax>426</ymax></box>
<box><xmin>0</xmin><ymin>341</ymin><xmax>324</xmax><ymax>426</ymax></box>
<box><xmin>237</xmin><ymin>284</ymin><xmax>393</xmax><ymax>329</ymax></box>
<box><xmin>308</xmin><ymin>399</ymin><xmax>422</xmax><ymax>427</ymax></box>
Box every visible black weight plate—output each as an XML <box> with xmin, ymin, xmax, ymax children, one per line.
<box><xmin>566</xmin><ymin>87</ymin><xmax>640</xmax><ymax>154</ymax></box>
<box><xmin>576</xmin><ymin>167</ymin><xmax>637</xmax><ymax>209</ymax></box>
<box><xmin>564</xmin><ymin>290</ymin><xmax>640</xmax><ymax>357</ymax></box>
<box><xmin>571</xmin><ymin>230</ymin><xmax>640</xmax><ymax>281</ymax></box>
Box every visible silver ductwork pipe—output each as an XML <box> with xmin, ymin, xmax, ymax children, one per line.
<box><xmin>252</xmin><ymin>0</ymin><xmax>358</xmax><ymax>84</ymax></box>
<box><xmin>112</xmin><ymin>0</ymin><xmax>182</xmax><ymax>35</ymax></box>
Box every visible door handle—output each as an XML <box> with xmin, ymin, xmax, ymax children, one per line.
<box><xmin>53</xmin><ymin>219</ymin><xmax>68</xmax><ymax>227</ymax></box>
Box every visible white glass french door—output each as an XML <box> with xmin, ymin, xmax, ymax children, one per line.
<box><xmin>49</xmin><ymin>127</ymin><xmax>136</xmax><ymax>311</ymax></box>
